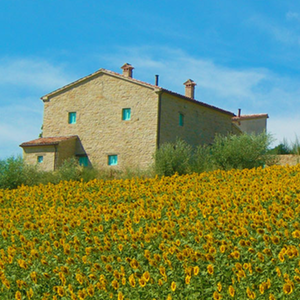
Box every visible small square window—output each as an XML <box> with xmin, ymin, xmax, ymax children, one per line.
<box><xmin>68</xmin><ymin>112</ymin><xmax>76</xmax><ymax>124</ymax></box>
<box><xmin>122</xmin><ymin>108</ymin><xmax>131</xmax><ymax>121</ymax></box>
<box><xmin>179</xmin><ymin>113</ymin><xmax>184</xmax><ymax>126</ymax></box>
<box><xmin>79</xmin><ymin>156</ymin><xmax>88</xmax><ymax>167</ymax></box>
<box><xmin>108</xmin><ymin>155</ymin><xmax>118</xmax><ymax>166</ymax></box>
<box><xmin>37</xmin><ymin>156</ymin><xmax>43</xmax><ymax>163</ymax></box>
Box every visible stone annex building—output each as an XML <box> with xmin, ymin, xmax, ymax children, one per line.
<box><xmin>20</xmin><ymin>63</ymin><xmax>268</xmax><ymax>171</ymax></box>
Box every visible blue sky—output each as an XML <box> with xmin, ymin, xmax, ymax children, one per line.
<box><xmin>1</xmin><ymin>0</ymin><xmax>300</xmax><ymax>158</ymax></box>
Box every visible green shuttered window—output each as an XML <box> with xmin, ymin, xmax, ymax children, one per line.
<box><xmin>68</xmin><ymin>112</ymin><xmax>77</xmax><ymax>124</ymax></box>
<box><xmin>79</xmin><ymin>156</ymin><xmax>88</xmax><ymax>167</ymax></box>
<box><xmin>37</xmin><ymin>156</ymin><xmax>43</xmax><ymax>163</ymax></box>
<box><xmin>122</xmin><ymin>108</ymin><xmax>131</xmax><ymax>120</ymax></box>
<box><xmin>179</xmin><ymin>113</ymin><xmax>184</xmax><ymax>126</ymax></box>
<box><xmin>108</xmin><ymin>155</ymin><xmax>118</xmax><ymax>166</ymax></box>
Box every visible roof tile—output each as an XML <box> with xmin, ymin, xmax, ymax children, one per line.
<box><xmin>20</xmin><ymin>136</ymin><xmax>77</xmax><ymax>147</ymax></box>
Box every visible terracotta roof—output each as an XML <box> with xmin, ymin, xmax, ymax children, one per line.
<box><xmin>160</xmin><ymin>88</ymin><xmax>235</xmax><ymax>116</ymax></box>
<box><xmin>20</xmin><ymin>136</ymin><xmax>77</xmax><ymax>147</ymax></box>
<box><xmin>41</xmin><ymin>68</ymin><xmax>161</xmax><ymax>100</ymax></box>
<box><xmin>41</xmin><ymin>68</ymin><xmax>235</xmax><ymax>116</ymax></box>
<box><xmin>232</xmin><ymin>114</ymin><xmax>269</xmax><ymax>121</ymax></box>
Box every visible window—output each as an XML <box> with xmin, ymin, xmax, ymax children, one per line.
<box><xmin>108</xmin><ymin>155</ymin><xmax>118</xmax><ymax>166</ymax></box>
<box><xmin>79</xmin><ymin>156</ymin><xmax>88</xmax><ymax>167</ymax></box>
<box><xmin>179</xmin><ymin>113</ymin><xmax>184</xmax><ymax>126</ymax></box>
<box><xmin>122</xmin><ymin>108</ymin><xmax>131</xmax><ymax>121</ymax></box>
<box><xmin>68</xmin><ymin>112</ymin><xmax>76</xmax><ymax>124</ymax></box>
<box><xmin>37</xmin><ymin>156</ymin><xmax>43</xmax><ymax>163</ymax></box>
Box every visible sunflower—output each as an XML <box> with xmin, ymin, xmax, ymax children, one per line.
<box><xmin>185</xmin><ymin>275</ymin><xmax>191</xmax><ymax>285</ymax></box>
<box><xmin>228</xmin><ymin>285</ymin><xmax>235</xmax><ymax>297</ymax></box>
<box><xmin>213</xmin><ymin>291</ymin><xmax>222</xmax><ymax>300</ymax></box>
<box><xmin>15</xmin><ymin>291</ymin><xmax>22</xmax><ymax>300</ymax></box>
<box><xmin>171</xmin><ymin>281</ymin><xmax>176</xmax><ymax>292</ymax></box>
<box><xmin>207</xmin><ymin>264</ymin><xmax>214</xmax><ymax>275</ymax></box>
<box><xmin>193</xmin><ymin>266</ymin><xmax>200</xmax><ymax>276</ymax></box>
<box><xmin>283</xmin><ymin>283</ymin><xmax>293</xmax><ymax>295</ymax></box>
<box><xmin>139</xmin><ymin>277</ymin><xmax>146</xmax><ymax>287</ymax></box>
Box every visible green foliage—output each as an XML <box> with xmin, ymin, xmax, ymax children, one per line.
<box><xmin>154</xmin><ymin>133</ymin><xmax>276</xmax><ymax>176</ymax></box>
<box><xmin>0</xmin><ymin>156</ymin><xmax>26</xmax><ymax>189</ymax></box>
<box><xmin>290</xmin><ymin>135</ymin><xmax>300</xmax><ymax>155</ymax></box>
<box><xmin>268</xmin><ymin>143</ymin><xmax>291</xmax><ymax>155</ymax></box>
<box><xmin>0</xmin><ymin>132</ymin><xmax>283</xmax><ymax>188</ymax></box>
<box><xmin>56</xmin><ymin>157</ymin><xmax>81</xmax><ymax>182</ymax></box>
<box><xmin>210</xmin><ymin>132</ymin><xmax>274</xmax><ymax>170</ymax></box>
<box><xmin>268</xmin><ymin>136</ymin><xmax>300</xmax><ymax>155</ymax></box>
<box><xmin>190</xmin><ymin>144</ymin><xmax>214</xmax><ymax>173</ymax></box>
<box><xmin>154</xmin><ymin>139</ymin><xmax>193</xmax><ymax>176</ymax></box>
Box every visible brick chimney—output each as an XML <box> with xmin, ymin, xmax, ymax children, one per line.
<box><xmin>183</xmin><ymin>79</ymin><xmax>197</xmax><ymax>99</ymax></box>
<box><xmin>121</xmin><ymin>63</ymin><xmax>134</xmax><ymax>78</ymax></box>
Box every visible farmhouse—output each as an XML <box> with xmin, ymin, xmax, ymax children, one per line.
<box><xmin>20</xmin><ymin>63</ymin><xmax>268</xmax><ymax>171</ymax></box>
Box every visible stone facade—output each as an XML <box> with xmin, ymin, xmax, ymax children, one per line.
<box><xmin>20</xmin><ymin>64</ymin><xmax>268</xmax><ymax>171</ymax></box>
<box><xmin>159</xmin><ymin>92</ymin><xmax>234</xmax><ymax>146</ymax></box>
<box><xmin>22</xmin><ymin>145</ymin><xmax>56</xmax><ymax>171</ymax></box>
<box><xmin>232</xmin><ymin>114</ymin><xmax>268</xmax><ymax>135</ymax></box>
<box><xmin>21</xmin><ymin>136</ymin><xmax>77</xmax><ymax>171</ymax></box>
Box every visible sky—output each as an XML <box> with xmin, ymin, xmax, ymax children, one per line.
<box><xmin>1</xmin><ymin>0</ymin><xmax>300</xmax><ymax>158</ymax></box>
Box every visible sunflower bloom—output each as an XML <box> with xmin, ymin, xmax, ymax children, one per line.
<box><xmin>207</xmin><ymin>264</ymin><xmax>214</xmax><ymax>275</ymax></box>
<box><xmin>171</xmin><ymin>281</ymin><xmax>176</xmax><ymax>292</ymax></box>
<box><xmin>193</xmin><ymin>266</ymin><xmax>199</xmax><ymax>276</ymax></box>
<box><xmin>111</xmin><ymin>280</ymin><xmax>119</xmax><ymax>290</ymax></box>
<box><xmin>15</xmin><ymin>291</ymin><xmax>22</xmax><ymax>300</ymax></box>
<box><xmin>143</xmin><ymin>271</ymin><xmax>150</xmax><ymax>282</ymax></box>
<box><xmin>139</xmin><ymin>277</ymin><xmax>146</xmax><ymax>287</ymax></box>
<box><xmin>129</xmin><ymin>274</ymin><xmax>136</xmax><ymax>287</ymax></box>
<box><xmin>246</xmin><ymin>287</ymin><xmax>256</xmax><ymax>299</ymax></box>
<box><xmin>118</xmin><ymin>292</ymin><xmax>124</xmax><ymax>300</ymax></box>
<box><xmin>228</xmin><ymin>285</ymin><xmax>235</xmax><ymax>297</ymax></box>
<box><xmin>213</xmin><ymin>291</ymin><xmax>222</xmax><ymax>300</ymax></box>
<box><xmin>283</xmin><ymin>283</ymin><xmax>293</xmax><ymax>295</ymax></box>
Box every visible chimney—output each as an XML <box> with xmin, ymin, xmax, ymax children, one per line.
<box><xmin>238</xmin><ymin>108</ymin><xmax>241</xmax><ymax>117</ymax></box>
<box><xmin>121</xmin><ymin>63</ymin><xmax>134</xmax><ymax>78</ymax></box>
<box><xmin>183</xmin><ymin>79</ymin><xmax>197</xmax><ymax>99</ymax></box>
<box><xmin>155</xmin><ymin>75</ymin><xmax>159</xmax><ymax>86</ymax></box>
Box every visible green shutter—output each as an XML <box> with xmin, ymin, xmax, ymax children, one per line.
<box><xmin>69</xmin><ymin>112</ymin><xmax>76</xmax><ymax>124</ymax></box>
<box><xmin>179</xmin><ymin>113</ymin><xmax>184</xmax><ymax>126</ymax></box>
<box><xmin>122</xmin><ymin>108</ymin><xmax>131</xmax><ymax>120</ymax></box>
<box><xmin>79</xmin><ymin>156</ymin><xmax>88</xmax><ymax>167</ymax></box>
<box><xmin>108</xmin><ymin>155</ymin><xmax>118</xmax><ymax>165</ymax></box>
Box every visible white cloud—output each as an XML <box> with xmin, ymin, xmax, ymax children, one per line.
<box><xmin>0</xmin><ymin>57</ymin><xmax>75</xmax><ymax>159</ymax></box>
<box><xmin>0</xmin><ymin>57</ymin><xmax>73</xmax><ymax>91</ymax></box>
<box><xmin>101</xmin><ymin>46</ymin><xmax>268</xmax><ymax>101</ymax></box>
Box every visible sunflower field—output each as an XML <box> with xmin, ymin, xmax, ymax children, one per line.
<box><xmin>1</xmin><ymin>165</ymin><xmax>300</xmax><ymax>299</ymax></box>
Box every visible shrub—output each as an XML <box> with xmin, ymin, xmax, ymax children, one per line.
<box><xmin>210</xmin><ymin>132</ymin><xmax>274</xmax><ymax>170</ymax></box>
<box><xmin>290</xmin><ymin>135</ymin><xmax>300</xmax><ymax>155</ymax></box>
<box><xmin>0</xmin><ymin>156</ymin><xmax>29</xmax><ymax>189</ymax></box>
<box><xmin>55</xmin><ymin>157</ymin><xmax>81</xmax><ymax>182</ymax></box>
<box><xmin>154</xmin><ymin>139</ymin><xmax>193</xmax><ymax>176</ymax></box>
<box><xmin>190</xmin><ymin>144</ymin><xmax>214</xmax><ymax>173</ymax></box>
<box><xmin>268</xmin><ymin>143</ymin><xmax>291</xmax><ymax>155</ymax></box>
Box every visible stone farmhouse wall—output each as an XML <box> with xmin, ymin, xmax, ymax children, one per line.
<box><xmin>159</xmin><ymin>92</ymin><xmax>233</xmax><ymax>146</ymax></box>
<box><xmin>42</xmin><ymin>73</ymin><xmax>159</xmax><ymax>170</ymax></box>
<box><xmin>238</xmin><ymin>118</ymin><xmax>267</xmax><ymax>135</ymax></box>
<box><xmin>23</xmin><ymin>145</ymin><xmax>56</xmax><ymax>171</ymax></box>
